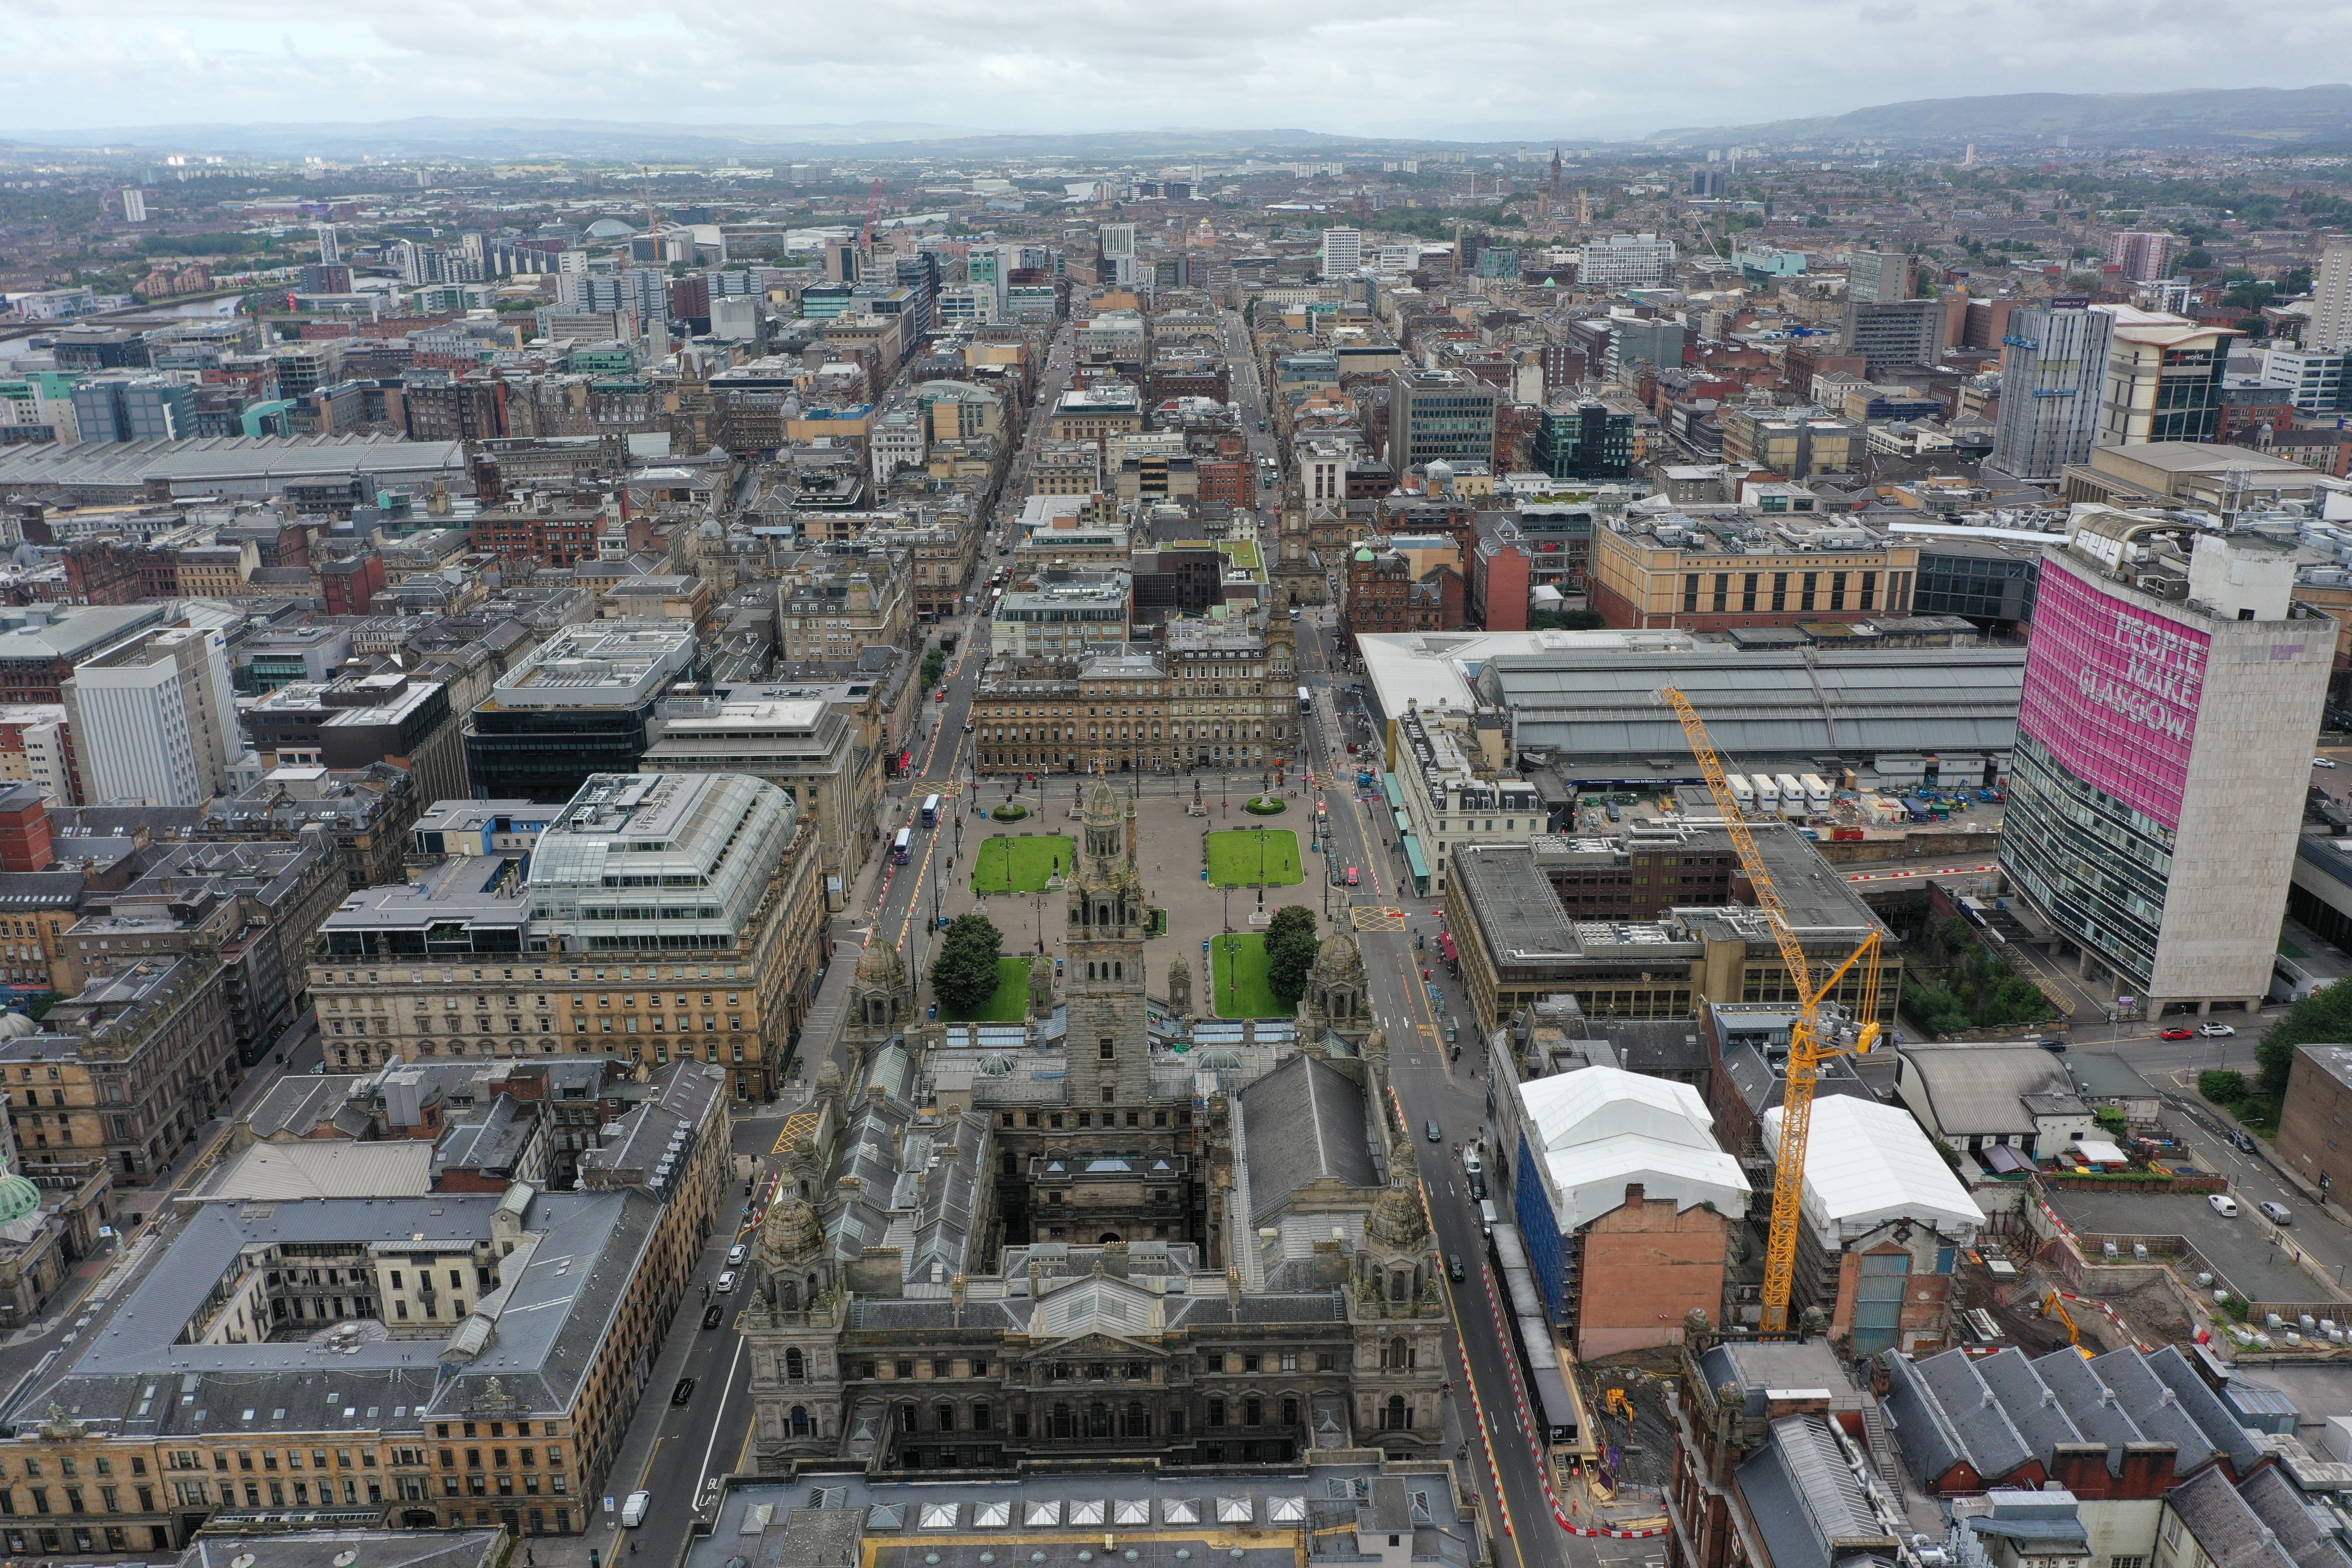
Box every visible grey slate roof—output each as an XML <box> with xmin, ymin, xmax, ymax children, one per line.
<box><xmin>18</xmin><ymin>1181</ymin><xmax>658</xmax><ymax>1430</ymax></box>
<box><xmin>2031</xmin><ymin>1347</ymin><xmax>2153</xmax><ymax>1459</ymax></box>
<box><xmin>1881</xmin><ymin>1344</ymin><xmax>2255</xmax><ymax>1498</ymax></box>
<box><xmin>1236</xmin><ymin>1054</ymin><xmax>1379</xmax><ymax>1226</ymax></box>
<box><xmin>1913</xmin><ymin>1348</ymin><xmax>2034</xmax><ymax>1481</ymax></box>
<box><xmin>2236</xmin><ymin>1464</ymin><xmax>2352</xmax><ymax>1568</ymax></box>
<box><xmin>2164</xmin><ymin>1466</ymin><xmax>2299</xmax><ymax>1568</ymax></box>
<box><xmin>1970</xmin><ymin>1348</ymin><xmax>2082</xmax><ymax>1457</ymax></box>
<box><xmin>1735</xmin><ymin>1414</ymin><xmax>1896</xmax><ymax>1568</ymax></box>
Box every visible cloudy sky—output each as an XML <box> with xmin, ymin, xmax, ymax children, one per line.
<box><xmin>0</xmin><ymin>0</ymin><xmax>2346</xmax><ymax>138</ymax></box>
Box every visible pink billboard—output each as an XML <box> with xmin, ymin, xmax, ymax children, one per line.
<box><xmin>2015</xmin><ymin>562</ymin><xmax>2208</xmax><ymax>831</ymax></box>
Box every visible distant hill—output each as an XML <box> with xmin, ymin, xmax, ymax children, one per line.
<box><xmin>0</xmin><ymin>117</ymin><xmax>1387</xmax><ymax>162</ymax></box>
<box><xmin>1648</xmin><ymin>85</ymin><xmax>2352</xmax><ymax>150</ymax></box>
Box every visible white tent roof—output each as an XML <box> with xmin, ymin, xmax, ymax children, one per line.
<box><xmin>1521</xmin><ymin>1066</ymin><xmax>1749</xmax><ymax>1230</ymax></box>
<box><xmin>1764</xmin><ymin>1096</ymin><xmax>1983</xmax><ymax>1244</ymax></box>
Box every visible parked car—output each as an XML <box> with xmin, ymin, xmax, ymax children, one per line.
<box><xmin>702</xmin><ymin>1303</ymin><xmax>725</xmax><ymax>1329</ymax></box>
<box><xmin>726</xmin><ymin>1243</ymin><xmax>747</xmax><ymax>1268</ymax></box>
<box><xmin>715</xmin><ymin>1270</ymin><xmax>737</xmax><ymax>1294</ymax></box>
<box><xmin>2232</xmin><ymin>1129</ymin><xmax>2259</xmax><ymax>1155</ymax></box>
<box><xmin>2208</xmin><ymin>1194</ymin><xmax>2240</xmax><ymax>1217</ymax></box>
<box><xmin>2317</xmin><ymin>758</ymin><xmax>2338</xmax><ymax>768</ymax></box>
<box><xmin>2038</xmin><ymin>1038</ymin><xmax>2067</xmax><ymax>1053</ymax></box>
<box><xmin>2197</xmin><ymin>1022</ymin><xmax>2236</xmax><ymax>1037</ymax></box>
<box><xmin>2259</xmin><ymin>1200</ymin><xmax>2294</xmax><ymax>1225</ymax></box>
<box><xmin>671</xmin><ymin>1377</ymin><xmax>697</xmax><ymax>1406</ymax></box>
<box><xmin>2159</xmin><ymin>1026</ymin><xmax>2196</xmax><ymax>1040</ymax></box>
<box><xmin>1447</xmin><ymin>1254</ymin><xmax>1465</xmax><ymax>1282</ymax></box>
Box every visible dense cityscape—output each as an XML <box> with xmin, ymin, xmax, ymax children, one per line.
<box><xmin>0</xmin><ymin>75</ymin><xmax>2348</xmax><ymax>1568</ymax></box>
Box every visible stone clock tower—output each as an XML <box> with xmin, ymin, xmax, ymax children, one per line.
<box><xmin>1065</xmin><ymin>780</ymin><xmax>1152</xmax><ymax>1110</ymax></box>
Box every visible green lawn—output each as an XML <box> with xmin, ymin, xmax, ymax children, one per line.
<box><xmin>1210</xmin><ymin>934</ymin><xmax>1287</xmax><ymax>1020</ymax></box>
<box><xmin>1205</xmin><ymin>829</ymin><xmax>1303</xmax><ymax>887</ymax></box>
<box><xmin>971</xmin><ymin>835</ymin><xmax>1076</xmax><ymax>894</ymax></box>
<box><xmin>940</xmin><ymin>957</ymin><xmax>1032</xmax><ymax>1023</ymax></box>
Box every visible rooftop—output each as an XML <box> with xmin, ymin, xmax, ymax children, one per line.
<box><xmin>490</xmin><ymin>621</ymin><xmax>698</xmax><ymax>710</ymax></box>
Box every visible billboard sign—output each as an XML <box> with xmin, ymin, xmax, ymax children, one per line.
<box><xmin>2016</xmin><ymin>564</ymin><xmax>2208</xmax><ymax>830</ymax></box>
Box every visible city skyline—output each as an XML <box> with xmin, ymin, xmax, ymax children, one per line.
<box><xmin>1</xmin><ymin>1</ymin><xmax>2349</xmax><ymax>142</ymax></box>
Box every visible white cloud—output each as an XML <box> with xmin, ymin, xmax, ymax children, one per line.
<box><xmin>0</xmin><ymin>0</ymin><xmax>2345</xmax><ymax>138</ymax></box>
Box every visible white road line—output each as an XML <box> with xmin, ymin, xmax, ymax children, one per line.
<box><xmin>694</xmin><ymin>1327</ymin><xmax>751</xmax><ymax>1502</ymax></box>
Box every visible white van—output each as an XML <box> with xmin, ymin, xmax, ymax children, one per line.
<box><xmin>622</xmin><ymin>1491</ymin><xmax>651</xmax><ymax>1528</ymax></box>
<box><xmin>1478</xmin><ymin>1200</ymin><xmax>1498</xmax><ymax>1238</ymax></box>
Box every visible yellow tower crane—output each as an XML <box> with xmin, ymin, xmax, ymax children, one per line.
<box><xmin>1663</xmin><ymin>687</ymin><xmax>1886</xmax><ymax>1335</ymax></box>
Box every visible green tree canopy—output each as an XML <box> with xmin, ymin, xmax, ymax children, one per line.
<box><xmin>2254</xmin><ymin>983</ymin><xmax>2352</xmax><ymax>1097</ymax></box>
<box><xmin>931</xmin><ymin>914</ymin><xmax>1004</xmax><ymax>1015</ymax></box>
<box><xmin>1265</xmin><ymin>905</ymin><xmax>1320</xmax><ymax>1008</ymax></box>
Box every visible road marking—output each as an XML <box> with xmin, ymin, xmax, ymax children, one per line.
<box><xmin>693</xmin><ymin>1330</ymin><xmax>751</xmax><ymax>1507</ymax></box>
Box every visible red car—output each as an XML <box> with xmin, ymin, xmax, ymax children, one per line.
<box><xmin>1345</xmin><ymin>867</ymin><xmax>1359</xmax><ymax>886</ymax></box>
<box><xmin>2159</xmin><ymin>1026</ymin><xmax>2196</xmax><ymax>1040</ymax></box>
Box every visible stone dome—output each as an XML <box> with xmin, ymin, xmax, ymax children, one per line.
<box><xmin>758</xmin><ymin>1194</ymin><xmax>825</xmax><ymax>1263</ymax></box>
<box><xmin>0</xmin><ymin>1013</ymin><xmax>37</xmax><ymax>1042</ymax></box>
<box><xmin>1083</xmin><ymin>779</ymin><xmax>1122</xmax><ymax>829</ymax></box>
<box><xmin>855</xmin><ymin>940</ymin><xmax>903</xmax><ymax>984</ymax></box>
<box><xmin>1366</xmin><ymin>1180</ymin><xmax>1427</xmax><ymax>1250</ymax></box>
<box><xmin>0</xmin><ymin>1170</ymin><xmax>37</xmax><ymax>1227</ymax></box>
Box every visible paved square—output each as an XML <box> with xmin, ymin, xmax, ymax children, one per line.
<box><xmin>1205</xmin><ymin>828</ymin><xmax>1303</xmax><ymax>887</ymax></box>
<box><xmin>920</xmin><ymin>780</ymin><xmax>1366</xmax><ymax>1025</ymax></box>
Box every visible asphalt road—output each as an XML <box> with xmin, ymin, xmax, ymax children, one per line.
<box><xmin>1292</xmin><ymin>611</ymin><xmax>1601</xmax><ymax>1568</ymax></box>
<box><xmin>582</xmin><ymin>1182</ymin><xmax>764</xmax><ymax>1566</ymax></box>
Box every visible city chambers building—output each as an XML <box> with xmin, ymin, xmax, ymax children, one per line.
<box><xmin>971</xmin><ymin>608</ymin><xmax>1298</xmax><ymax>776</ymax></box>
<box><xmin>741</xmin><ymin>782</ymin><xmax>1447</xmax><ymax>1472</ymax></box>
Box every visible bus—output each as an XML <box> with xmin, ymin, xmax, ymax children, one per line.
<box><xmin>891</xmin><ymin>827</ymin><xmax>913</xmax><ymax>865</ymax></box>
<box><xmin>1297</xmin><ymin>686</ymin><xmax>1312</xmax><ymax>714</ymax></box>
<box><xmin>920</xmin><ymin>794</ymin><xmax>941</xmax><ymax>829</ymax></box>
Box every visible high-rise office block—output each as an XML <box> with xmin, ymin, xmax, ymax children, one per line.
<box><xmin>2307</xmin><ymin>241</ymin><xmax>2352</xmax><ymax>353</ymax></box>
<box><xmin>1320</xmin><ymin>227</ymin><xmax>1363</xmax><ymax>276</ymax></box>
<box><xmin>1988</xmin><ymin>302</ymin><xmax>2114</xmax><ymax>481</ymax></box>
<box><xmin>119</xmin><ymin>188</ymin><xmax>146</xmax><ymax>224</ymax></box>
<box><xmin>2096</xmin><ymin>307</ymin><xmax>2234</xmax><ymax>447</ymax></box>
<box><xmin>2105</xmin><ymin>230</ymin><xmax>2181</xmax><ymax>283</ymax></box>
<box><xmin>69</xmin><ymin>374</ymin><xmax>195</xmax><ymax>444</ymax></box>
<box><xmin>1575</xmin><ymin>233</ymin><xmax>1676</xmax><ymax>289</ymax></box>
<box><xmin>2000</xmin><ymin>511</ymin><xmax>2333</xmax><ymax>1013</ymax></box>
<box><xmin>1845</xmin><ymin>249</ymin><xmax>1912</xmax><ymax>303</ymax></box>
<box><xmin>1387</xmin><ymin>369</ymin><xmax>1500</xmax><ymax>472</ymax></box>
<box><xmin>1837</xmin><ymin>298</ymin><xmax>1944</xmax><ymax>374</ymax></box>
<box><xmin>61</xmin><ymin>626</ymin><xmax>242</xmax><ymax>807</ymax></box>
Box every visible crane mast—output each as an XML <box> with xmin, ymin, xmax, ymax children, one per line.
<box><xmin>1663</xmin><ymin>687</ymin><xmax>1883</xmax><ymax>1335</ymax></box>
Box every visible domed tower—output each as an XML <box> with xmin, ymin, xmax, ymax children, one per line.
<box><xmin>1297</xmin><ymin>929</ymin><xmax>1372</xmax><ymax>1046</ymax></box>
<box><xmin>1067</xmin><ymin>779</ymin><xmax>1151</xmax><ymax>1114</ymax></box>
<box><xmin>845</xmin><ymin>940</ymin><xmax>912</xmax><ymax>1080</ymax></box>
<box><xmin>746</xmin><ymin>1192</ymin><xmax>846</xmax><ymax>1464</ymax></box>
<box><xmin>1351</xmin><ymin>1127</ymin><xmax>1444</xmax><ymax>1456</ymax></box>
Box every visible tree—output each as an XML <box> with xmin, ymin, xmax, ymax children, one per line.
<box><xmin>2199</xmin><ymin>1069</ymin><xmax>2248</xmax><ymax>1104</ymax></box>
<box><xmin>920</xmin><ymin>647</ymin><xmax>946</xmax><ymax>693</ymax></box>
<box><xmin>931</xmin><ymin>914</ymin><xmax>1005</xmax><ymax>1016</ymax></box>
<box><xmin>1265</xmin><ymin>904</ymin><xmax>1320</xmax><ymax>1008</ymax></box>
<box><xmin>2180</xmin><ymin>248</ymin><xmax>2214</xmax><ymax>270</ymax></box>
<box><xmin>2253</xmin><ymin>982</ymin><xmax>2352</xmax><ymax>1098</ymax></box>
